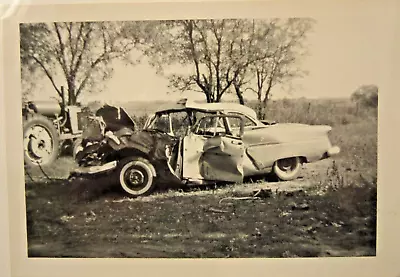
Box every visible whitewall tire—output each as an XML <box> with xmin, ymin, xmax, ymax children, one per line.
<box><xmin>273</xmin><ymin>157</ymin><xmax>301</xmax><ymax>181</ymax></box>
<box><xmin>118</xmin><ymin>157</ymin><xmax>156</xmax><ymax>197</ymax></box>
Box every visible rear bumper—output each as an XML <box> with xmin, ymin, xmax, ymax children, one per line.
<box><xmin>327</xmin><ymin>146</ymin><xmax>341</xmax><ymax>157</ymax></box>
<box><xmin>72</xmin><ymin>161</ymin><xmax>117</xmax><ymax>175</ymax></box>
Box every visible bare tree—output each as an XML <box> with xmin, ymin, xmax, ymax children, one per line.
<box><xmin>237</xmin><ymin>19</ymin><xmax>314</xmax><ymax>119</ymax></box>
<box><xmin>141</xmin><ymin>18</ymin><xmax>313</xmax><ymax>109</ymax></box>
<box><xmin>142</xmin><ymin>19</ymin><xmax>269</xmax><ymax>103</ymax></box>
<box><xmin>20</xmin><ymin>22</ymin><xmax>141</xmax><ymax>105</ymax></box>
<box><xmin>232</xmin><ymin>19</ymin><xmax>280</xmax><ymax>105</ymax></box>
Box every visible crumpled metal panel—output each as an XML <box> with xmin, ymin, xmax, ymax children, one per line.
<box><xmin>182</xmin><ymin>134</ymin><xmax>244</xmax><ymax>183</ymax></box>
<box><xmin>107</xmin><ymin>130</ymin><xmax>177</xmax><ymax>161</ymax></box>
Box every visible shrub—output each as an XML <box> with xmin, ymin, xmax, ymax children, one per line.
<box><xmin>351</xmin><ymin>84</ymin><xmax>378</xmax><ymax>109</ymax></box>
<box><xmin>248</xmin><ymin>98</ymin><xmax>376</xmax><ymax>127</ymax></box>
<box><xmin>132</xmin><ymin>114</ymin><xmax>149</xmax><ymax>131</ymax></box>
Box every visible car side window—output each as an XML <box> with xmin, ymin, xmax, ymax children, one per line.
<box><xmin>228</xmin><ymin>117</ymin><xmax>242</xmax><ymax>129</ymax></box>
<box><xmin>194</xmin><ymin>116</ymin><xmax>226</xmax><ymax>137</ymax></box>
<box><xmin>152</xmin><ymin>114</ymin><xmax>170</xmax><ymax>133</ymax></box>
<box><xmin>193</xmin><ymin>115</ymin><xmax>243</xmax><ymax>139</ymax></box>
<box><xmin>228</xmin><ymin>113</ymin><xmax>256</xmax><ymax>128</ymax></box>
<box><xmin>170</xmin><ymin>112</ymin><xmax>191</xmax><ymax>137</ymax></box>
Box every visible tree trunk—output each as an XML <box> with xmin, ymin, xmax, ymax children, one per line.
<box><xmin>260</xmin><ymin>85</ymin><xmax>272</xmax><ymax>120</ymax></box>
<box><xmin>68</xmin><ymin>90</ymin><xmax>77</xmax><ymax>105</ymax></box>
<box><xmin>67</xmin><ymin>78</ymin><xmax>77</xmax><ymax>105</ymax></box>
<box><xmin>256</xmin><ymin>88</ymin><xmax>263</xmax><ymax>120</ymax></box>
<box><xmin>205</xmin><ymin>93</ymin><xmax>211</xmax><ymax>103</ymax></box>
<box><xmin>256</xmin><ymin>103</ymin><xmax>263</xmax><ymax>120</ymax></box>
<box><xmin>261</xmin><ymin>100</ymin><xmax>268</xmax><ymax>120</ymax></box>
<box><xmin>237</xmin><ymin>92</ymin><xmax>244</xmax><ymax>105</ymax></box>
<box><xmin>234</xmin><ymin>84</ymin><xmax>245</xmax><ymax>105</ymax></box>
<box><xmin>216</xmin><ymin>93</ymin><xmax>222</xmax><ymax>103</ymax></box>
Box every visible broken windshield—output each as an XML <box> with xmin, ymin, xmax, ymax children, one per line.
<box><xmin>146</xmin><ymin>111</ymin><xmax>193</xmax><ymax>137</ymax></box>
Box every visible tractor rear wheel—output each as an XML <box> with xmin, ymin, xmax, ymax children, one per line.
<box><xmin>23</xmin><ymin>115</ymin><xmax>60</xmax><ymax>167</ymax></box>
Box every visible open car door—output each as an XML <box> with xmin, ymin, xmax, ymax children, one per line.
<box><xmin>182</xmin><ymin>115</ymin><xmax>245</xmax><ymax>183</ymax></box>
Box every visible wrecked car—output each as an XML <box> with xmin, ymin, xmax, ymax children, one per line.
<box><xmin>71</xmin><ymin>99</ymin><xmax>340</xmax><ymax>197</ymax></box>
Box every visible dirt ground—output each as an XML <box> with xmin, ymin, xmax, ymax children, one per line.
<box><xmin>24</xmin><ymin>158</ymin><xmax>376</xmax><ymax>258</ymax></box>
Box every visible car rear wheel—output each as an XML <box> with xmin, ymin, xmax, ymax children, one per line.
<box><xmin>273</xmin><ymin>157</ymin><xmax>301</xmax><ymax>181</ymax></box>
<box><xmin>118</xmin><ymin>157</ymin><xmax>156</xmax><ymax>197</ymax></box>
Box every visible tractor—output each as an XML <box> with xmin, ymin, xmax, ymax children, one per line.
<box><xmin>22</xmin><ymin>89</ymin><xmax>86</xmax><ymax>167</ymax></box>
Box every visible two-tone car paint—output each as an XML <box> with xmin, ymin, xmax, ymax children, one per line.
<box><xmin>72</xmin><ymin>99</ymin><xmax>340</xmax><ymax>196</ymax></box>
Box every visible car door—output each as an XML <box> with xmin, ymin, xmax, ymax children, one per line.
<box><xmin>182</xmin><ymin>114</ymin><xmax>245</xmax><ymax>183</ymax></box>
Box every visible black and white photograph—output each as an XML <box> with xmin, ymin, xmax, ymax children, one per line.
<box><xmin>3</xmin><ymin>1</ymin><xmax>399</xmax><ymax>275</ymax></box>
<box><xmin>19</xmin><ymin>14</ymin><xmax>380</xmax><ymax>258</ymax></box>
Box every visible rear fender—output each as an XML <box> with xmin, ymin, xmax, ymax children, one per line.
<box><xmin>246</xmin><ymin>138</ymin><xmax>331</xmax><ymax>169</ymax></box>
<box><xmin>108</xmin><ymin>137</ymin><xmax>150</xmax><ymax>155</ymax></box>
<box><xmin>114</xmin><ymin>148</ymin><xmax>156</xmax><ymax>177</ymax></box>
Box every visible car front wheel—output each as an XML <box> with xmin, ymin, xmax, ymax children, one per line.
<box><xmin>273</xmin><ymin>157</ymin><xmax>301</xmax><ymax>181</ymax></box>
<box><xmin>118</xmin><ymin>157</ymin><xmax>156</xmax><ymax>197</ymax></box>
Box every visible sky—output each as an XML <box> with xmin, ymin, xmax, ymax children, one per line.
<box><xmin>29</xmin><ymin>15</ymin><xmax>387</xmax><ymax>104</ymax></box>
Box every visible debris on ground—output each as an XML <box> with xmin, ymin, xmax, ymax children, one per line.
<box><xmin>252</xmin><ymin>188</ymin><xmax>273</xmax><ymax>198</ymax></box>
<box><xmin>218</xmin><ymin>196</ymin><xmax>260</xmax><ymax>204</ymax></box>
<box><xmin>279</xmin><ymin>211</ymin><xmax>291</xmax><ymax>217</ymax></box>
<box><xmin>331</xmin><ymin>222</ymin><xmax>343</xmax><ymax>228</ymax></box>
<box><xmin>291</xmin><ymin>203</ymin><xmax>310</xmax><ymax>211</ymax></box>
<box><xmin>83</xmin><ymin>210</ymin><xmax>97</xmax><ymax>223</ymax></box>
<box><xmin>60</xmin><ymin>215</ymin><xmax>75</xmax><ymax>223</ymax></box>
<box><xmin>284</xmin><ymin>190</ymin><xmax>306</xmax><ymax>197</ymax></box>
<box><xmin>207</xmin><ymin>207</ymin><xmax>229</xmax><ymax>213</ymax></box>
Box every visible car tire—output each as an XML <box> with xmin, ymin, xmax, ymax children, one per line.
<box><xmin>118</xmin><ymin>157</ymin><xmax>156</xmax><ymax>197</ymax></box>
<box><xmin>273</xmin><ymin>157</ymin><xmax>301</xmax><ymax>181</ymax></box>
<box><xmin>23</xmin><ymin>114</ymin><xmax>60</xmax><ymax>167</ymax></box>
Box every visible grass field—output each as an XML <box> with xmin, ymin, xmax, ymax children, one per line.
<box><xmin>24</xmin><ymin>97</ymin><xmax>377</xmax><ymax>258</ymax></box>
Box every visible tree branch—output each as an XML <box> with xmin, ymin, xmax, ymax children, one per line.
<box><xmin>75</xmin><ymin>53</ymin><xmax>108</xmax><ymax>97</ymax></box>
<box><xmin>185</xmin><ymin>20</ymin><xmax>206</xmax><ymax>95</ymax></box>
<box><xmin>211</xmin><ymin>20</ymin><xmax>223</xmax><ymax>100</ymax></box>
<box><xmin>72</xmin><ymin>24</ymin><xmax>93</xmax><ymax>77</ymax></box>
<box><xmin>69</xmin><ymin>23</ymin><xmax>84</xmax><ymax>72</ymax></box>
<box><xmin>53</xmin><ymin>23</ymin><xmax>69</xmax><ymax>79</ymax></box>
<box><xmin>30</xmin><ymin>55</ymin><xmax>62</xmax><ymax>97</ymax></box>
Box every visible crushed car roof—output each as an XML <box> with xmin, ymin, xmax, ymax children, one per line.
<box><xmin>155</xmin><ymin>98</ymin><xmax>258</xmax><ymax>119</ymax></box>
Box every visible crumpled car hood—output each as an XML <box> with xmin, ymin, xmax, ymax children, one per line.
<box><xmin>243</xmin><ymin>123</ymin><xmax>332</xmax><ymax>145</ymax></box>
